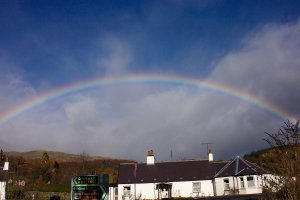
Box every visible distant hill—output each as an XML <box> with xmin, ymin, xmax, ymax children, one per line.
<box><xmin>243</xmin><ymin>148</ymin><xmax>272</xmax><ymax>159</ymax></box>
<box><xmin>6</xmin><ymin>150</ymin><xmax>109</xmax><ymax>162</ymax></box>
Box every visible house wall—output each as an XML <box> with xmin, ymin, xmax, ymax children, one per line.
<box><xmin>118</xmin><ymin>183</ymin><xmax>154</xmax><ymax>200</ymax></box>
<box><xmin>135</xmin><ymin>183</ymin><xmax>156</xmax><ymax>199</ymax></box>
<box><xmin>118</xmin><ymin>175</ymin><xmax>270</xmax><ymax>199</ymax></box>
<box><xmin>109</xmin><ymin>186</ymin><xmax>118</xmax><ymax>200</ymax></box>
<box><xmin>214</xmin><ymin>175</ymin><xmax>263</xmax><ymax>196</ymax></box>
<box><xmin>214</xmin><ymin>176</ymin><xmax>235</xmax><ymax>196</ymax></box>
<box><xmin>171</xmin><ymin>180</ymin><xmax>214</xmax><ymax>198</ymax></box>
<box><xmin>118</xmin><ymin>180</ymin><xmax>214</xmax><ymax>200</ymax></box>
<box><xmin>0</xmin><ymin>182</ymin><xmax>6</xmax><ymax>200</ymax></box>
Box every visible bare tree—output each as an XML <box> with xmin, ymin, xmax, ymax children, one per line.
<box><xmin>79</xmin><ymin>151</ymin><xmax>91</xmax><ymax>174</ymax></box>
<box><xmin>263</xmin><ymin>120</ymin><xmax>300</xmax><ymax>200</ymax></box>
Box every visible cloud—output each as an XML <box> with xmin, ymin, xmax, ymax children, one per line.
<box><xmin>0</xmin><ymin>63</ymin><xmax>36</xmax><ymax>113</ymax></box>
<box><xmin>96</xmin><ymin>36</ymin><xmax>133</xmax><ymax>75</ymax></box>
<box><xmin>210</xmin><ymin>20</ymin><xmax>300</xmax><ymax>116</ymax></box>
<box><xmin>1</xmin><ymin>20</ymin><xmax>300</xmax><ymax>161</ymax></box>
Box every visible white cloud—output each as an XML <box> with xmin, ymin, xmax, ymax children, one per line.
<box><xmin>0</xmin><ymin>20</ymin><xmax>300</xmax><ymax>161</ymax></box>
<box><xmin>65</xmin><ymin>96</ymin><xmax>99</xmax><ymax>128</ymax></box>
<box><xmin>210</xmin><ymin>20</ymin><xmax>300</xmax><ymax>115</ymax></box>
<box><xmin>96</xmin><ymin>36</ymin><xmax>133</xmax><ymax>75</ymax></box>
<box><xmin>0</xmin><ymin>66</ymin><xmax>36</xmax><ymax>113</ymax></box>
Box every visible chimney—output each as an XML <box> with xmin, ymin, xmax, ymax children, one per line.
<box><xmin>208</xmin><ymin>149</ymin><xmax>213</xmax><ymax>161</ymax></box>
<box><xmin>3</xmin><ymin>161</ymin><xmax>9</xmax><ymax>170</ymax></box>
<box><xmin>146</xmin><ymin>150</ymin><xmax>155</xmax><ymax>165</ymax></box>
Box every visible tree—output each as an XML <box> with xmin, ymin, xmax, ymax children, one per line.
<box><xmin>41</xmin><ymin>152</ymin><xmax>50</xmax><ymax>168</ymax></box>
<box><xmin>263</xmin><ymin>120</ymin><xmax>300</xmax><ymax>200</ymax></box>
<box><xmin>53</xmin><ymin>161</ymin><xmax>60</xmax><ymax>173</ymax></box>
<box><xmin>40</xmin><ymin>152</ymin><xmax>52</xmax><ymax>183</ymax></box>
<box><xmin>79</xmin><ymin>151</ymin><xmax>91</xmax><ymax>174</ymax></box>
<box><xmin>0</xmin><ymin>149</ymin><xmax>5</xmax><ymax>161</ymax></box>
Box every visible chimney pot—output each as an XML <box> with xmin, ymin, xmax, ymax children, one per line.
<box><xmin>146</xmin><ymin>150</ymin><xmax>155</xmax><ymax>165</ymax></box>
<box><xmin>208</xmin><ymin>149</ymin><xmax>213</xmax><ymax>161</ymax></box>
<box><xmin>147</xmin><ymin>150</ymin><xmax>154</xmax><ymax>156</ymax></box>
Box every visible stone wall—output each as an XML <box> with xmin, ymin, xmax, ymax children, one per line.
<box><xmin>24</xmin><ymin>191</ymin><xmax>71</xmax><ymax>200</ymax></box>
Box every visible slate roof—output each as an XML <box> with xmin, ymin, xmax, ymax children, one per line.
<box><xmin>118</xmin><ymin>160</ymin><xmax>228</xmax><ymax>184</ymax></box>
<box><xmin>0</xmin><ymin>162</ymin><xmax>8</xmax><ymax>182</ymax></box>
<box><xmin>214</xmin><ymin>156</ymin><xmax>267</xmax><ymax>178</ymax></box>
<box><xmin>0</xmin><ymin>171</ymin><xmax>7</xmax><ymax>182</ymax></box>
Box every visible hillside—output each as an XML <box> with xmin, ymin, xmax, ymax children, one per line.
<box><xmin>243</xmin><ymin>146</ymin><xmax>300</xmax><ymax>174</ymax></box>
<box><xmin>243</xmin><ymin>147</ymin><xmax>277</xmax><ymax>171</ymax></box>
<box><xmin>5</xmin><ymin>150</ymin><xmax>135</xmax><ymax>193</ymax></box>
<box><xmin>6</xmin><ymin>150</ymin><xmax>108</xmax><ymax>162</ymax></box>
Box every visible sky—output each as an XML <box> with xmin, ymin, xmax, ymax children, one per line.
<box><xmin>0</xmin><ymin>0</ymin><xmax>300</xmax><ymax>162</ymax></box>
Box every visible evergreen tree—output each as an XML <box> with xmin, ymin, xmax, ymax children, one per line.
<box><xmin>40</xmin><ymin>152</ymin><xmax>52</xmax><ymax>183</ymax></box>
<box><xmin>0</xmin><ymin>149</ymin><xmax>5</xmax><ymax>161</ymax></box>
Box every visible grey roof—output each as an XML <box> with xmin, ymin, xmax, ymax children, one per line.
<box><xmin>118</xmin><ymin>160</ymin><xmax>228</xmax><ymax>184</ymax></box>
<box><xmin>214</xmin><ymin>156</ymin><xmax>267</xmax><ymax>178</ymax></box>
<box><xmin>0</xmin><ymin>162</ymin><xmax>8</xmax><ymax>182</ymax></box>
<box><xmin>0</xmin><ymin>171</ymin><xmax>7</xmax><ymax>182</ymax></box>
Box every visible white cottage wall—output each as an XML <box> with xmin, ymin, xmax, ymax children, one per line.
<box><xmin>109</xmin><ymin>186</ymin><xmax>118</xmax><ymax>200</ymax></box>
<box><xmin>118</xmin><ymin>184</ymin><xmax>135</xmax><ymax>200</ymax></box>
<box><xmin>135</xmin><ymin>183</ymin><xmax>157</xmax><ymax>199</ymax></box>
<box><xmin>118</xmin><ymin>183</ymin><xmax>160</xmax><ymax>199</ymax></box>
<box><xmin>171</xmin><ymin>180</ymin><xmax>214</xmax><ymax>198</ymax></box>
<box><xmin>214</xmin><ymin>175</ymin><xmax>264</xmax><ymax>196</ymax></box>
<box><xmin>242</xmin><ymin>175</ymin><xmax>262</xmax><ymax>194</ymax></box>
<box><xmin>214</xmin><ymin>176</ymin><xmax>236</xmax><ymax>196</ymax></box>
<box><xmin>0</xmin><ymin>182</ymin><xmax>6</xmax><ymax>200</ymax></box>
<box><xmin>119</xmin><ymin>180</ymin><xmax>215</xmax><ymax>199</ymax></box>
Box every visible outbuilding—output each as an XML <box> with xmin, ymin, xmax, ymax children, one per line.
<box><xmin>0</xmin><ymin>161</ymin><xmax>9</xmax><ymax>200</ymax></box>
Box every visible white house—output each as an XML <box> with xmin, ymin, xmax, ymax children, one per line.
<box><xmin>0</xmin><ymin>161</ymin><xmax>9</xmax><ymax>200</ymax></box>
<box><xmin>116</xmin><ymin>150</ymin><xmax>269</xmax><ymax>200</ymax></box>
<box><xmin>213</xmin><ymin>156</ymin><xmax>269</xmax><ymax>196</ymax></box>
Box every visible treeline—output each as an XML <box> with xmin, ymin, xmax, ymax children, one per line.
<box><xmin>2</xmin><ymin>151</ymin><xmax>134</xmax><ymax>193</ymax></box>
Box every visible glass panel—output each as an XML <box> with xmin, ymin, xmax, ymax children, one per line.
<box><xmin>123</xmin><ymin>186</ymin><xmax>131</xmax><ymax>196</ymax></box>
<box><xmin>239</xmin><ymin>177</ymin><xmax>244</xmax><ymax>188</ymax></box>
<box><xmin>224</xmin><ymin>179</ymin><xmax>230</xmax><ymax>190</ymax></box>
<box><xmin>247</xmin><ymin>176</ymin><xmax>255</xmax><ymax>187</ymax></box>
<box><xmin>192</xmin><ymin>182</ymin><xmax>201</xmax><ymax>193</ymax></box>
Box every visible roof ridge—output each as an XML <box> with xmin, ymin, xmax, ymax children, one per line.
<box><xmin>242</xmin><ymin>157</ymin><xmax>266</xmax><ymax>172</ymax></box>
<box><xmin>235</xmin><ymin>156</ymin><xmax>239</xmax><ymax>175</ymax></box>
<box><xmin>239</xmin><ymin>157</ymin><xmax>254</xmax><ymax>169</ymax></box>
<box><xmin>214</xmin><ymin>157</ymin><xmax>236</xmax><ymax>177</ymax></box>
<box><xmin>236</xmin><ymin>168</ymin><xmax>246</xmax><ymax>175</ymax></box>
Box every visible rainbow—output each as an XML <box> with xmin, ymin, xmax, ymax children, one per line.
<box><xmin>0</xmin><ymin>74</ymin><xmax>298</xmax><ymax>126</ymax></box>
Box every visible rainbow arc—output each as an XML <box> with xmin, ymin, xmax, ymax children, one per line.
<box><xmin>0</xmin><ymin>74</ymin><xmax>297</xmax><ymax>126</ymax></box>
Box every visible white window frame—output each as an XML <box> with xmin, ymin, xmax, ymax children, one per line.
<box><xmin>192</xmin><ymin>182</ymin><xmax>201</xmax><ymax>193</ymax></box>
<box><xmin>239</xmin><ymin>177</ymin><xmax>244</xmax><ymax>189</ymax></box>
<box><xmin>123</xmin><ymin>186</ymin><xmax>131</xmax><ymax>197</ymax></box>
<box><xmin>223</xmin><ymin>178</ymin><xmax>230</xmax><ymax>190</ymax></box>
<box><xmin>247</xmin><ymin>176</ymin><xmax>255</xmax><ymax>188</ymax></box>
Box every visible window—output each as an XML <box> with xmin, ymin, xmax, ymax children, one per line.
<box><xmin>114</xmin><ymin>187</ymin><xmax>118</xmax><ymax>200</ymax></box>
<box><xmin>192</xmin><ymin>182</ymin><xmax>201</xmax><ymax>193</ymax></box>
<box><xmin>123</xmin><ymin>186</ymin><xmax>131</xmax><ymax>196</ymax></box>
<box><xmin>247</xmin><ymin>176</ymin><xmax>255</xmax><ymax>188</ymax></box>
<box><xmin>223</xmin><ymin>179</ymin><xmax>230</xmax><ymax>190</ymax></box>
<box><xmin>239</xmin><ymin>177</ymin><xmax>244</xmax><ymax>188</ymax></box>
